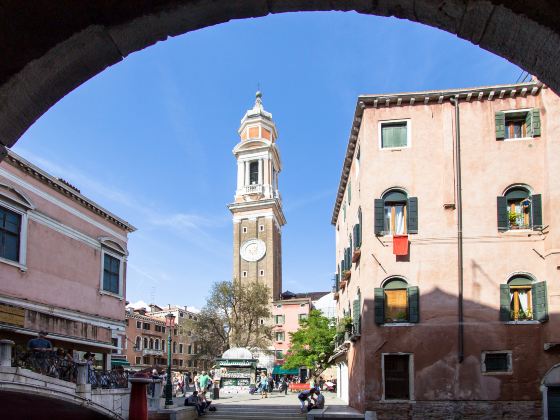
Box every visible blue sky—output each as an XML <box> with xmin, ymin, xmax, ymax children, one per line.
<box><xmin>13</xmin><ymin>12</ymin><xmax>521</xmax><ymax>308</ymax></box>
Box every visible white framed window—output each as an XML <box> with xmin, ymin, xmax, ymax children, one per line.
<box><xmin>382</xmin><ymin>353</ymin><xmax>414</xmax><ymax>401</ymax></box>
<box><xmin>481</xmin><ymin>351</ymin><xmax>512</xmax><ymax>374</ymax></box>
<box><xmin>0</xmin><ymin>200</ymin><xmax>29</xmax><ymax>271</ymax></box>
<box><xmin>100</xmin><ymin>248</ymin><xmax>124</xmax><ymax>298</ymax></box>
<box><xmin>242</xmin><ymin>271</ymin><xmax>248</xmax><ymax>278</ymax></box>
<box><xmin>378</xmin><ymin>119</ymin><xmax>411</xmax><ymax>149</ymax></box>
<box><xmin>496</xmin><ymin>108</ymin><xmax>541</xmax><ymax>141</ymax></box>
<box><xmin>259</xmin><ymin>269</ymin><xmax>264</xmax><ymax>276</ymax></box>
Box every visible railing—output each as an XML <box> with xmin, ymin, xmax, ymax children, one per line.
<box><xmin>13</xmin><ymin>348</ymin><xmax>77</xmax><ymax>383</ymax></box>
<box><xmin>142</xmin><ymin>349</ymin><xmax>163</xmax><ymax>356</ymax></box>
<box><xmin>12</xmin><ymin>348</ymin><xmax>128</xmax><ymax>389</ymax></box>
<box><xmin>243</xmin><ymin>184</ymin><xmax>263</xmax><ymax>194</ymax></box>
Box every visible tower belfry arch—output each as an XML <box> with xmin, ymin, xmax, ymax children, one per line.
<box><xmin>228</xmin><ymin>92</ymin><xmax>286</xmax><ymax>301</ymax></box>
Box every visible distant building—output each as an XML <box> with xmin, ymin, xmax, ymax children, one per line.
<box><xmin>331</xmin><ymin>80</ymin><xmax>560</xmax><ymax>417</ymax></box>
<box><xmin>0</xmin><ymin>150</ymin><xmax>135</xmax><ymax>369</ymax></box>
<box><xmin>124</xmin><ymin>303</ymin><xmax>204</xmax><ymax>372</ymax></box>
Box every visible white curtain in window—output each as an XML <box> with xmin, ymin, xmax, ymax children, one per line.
<box><xmin>518</xmin><ymin>290</ymin><xmax>529</xmax><ymax>313</ymax></box>
<box><xmin>395</xmin><ymin>205</ymin><xmax>405</xmax><ymax>234</ymax></box>
<box><xmin>384</xmin><ymin>207</ymin><xmax>392</xmax><ymax>232</ymax></box>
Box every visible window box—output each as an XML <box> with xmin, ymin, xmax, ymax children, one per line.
<box><xmin>342</xmin><ymin>270</ymin><xmax>351</xmax><ymax>281</ymax></box>
<box><xmin>340</xmin><ymin>279</ymin><xmax>347</xmax><ymax>290</ymax></box>
<box><xmin>352</xmin><ymin>248</ymin><xmax>361</xmax><ymax>263</ymax></box>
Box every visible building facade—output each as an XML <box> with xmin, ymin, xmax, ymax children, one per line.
<box><xmin>228</xmin><ymin>92</ymin><xmax>286</xmax><ymax>301</ymax></box>
<box><xmin>0</xmin><ymin>150</ymin><xmax>135</xmax><ymax>369</ymax></box>
<box><xmin>124</xmin><ymin>304</ymin><xmax>203</xmax><ymax>372</ymax></box>
<box><xmin>332</xmin><ymin>80</ymin><xmax>560</xmax><ymax>418</ymax></box>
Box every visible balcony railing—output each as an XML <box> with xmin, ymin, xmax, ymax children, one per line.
<box><xmin>242</xmin><ymin>184</ymin><xmax>263</xmax><ymax>194</ymax></box>
<box><xmin>12</xmin><ymin>349</ymin><xmax>128</xmax><ymax>389</ymax></box>
<box><xmin>142</xmin><ymin>349</ymin><xmax>164</xmax><ymax>356</ymax></box>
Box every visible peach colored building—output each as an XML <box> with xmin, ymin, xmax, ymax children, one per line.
<box><xmin>124</xmin><ymin>304</ymin><xmax>204</xmax><ymax>373</ymax></box>
<box><xmin>0</xmin><ymin>150</ymin><xmax>135</xmax><ymax>368</ymax></box>
<box><xmin>332</xmin><ymin>80</ymin><xmax>560</xmax><ymax>418</ymax></box>
<box><xmin>271</xmin><ymin>291</ymin><xmax>330</xmax><ymax>377</ymax></box>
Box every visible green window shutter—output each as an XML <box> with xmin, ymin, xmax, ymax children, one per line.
<box><xmin>343</xmin><ymin>202</ymin><xmax>346</xmax><ymax>221</ymax></box>
<box><xmin>374</xmin><ymin>199</ymin><xmax>384</xmax><ymax>235</ymax></box>
<box><xmin>531</xmin><ymin>108</ymin><xmax>541</xmax><ymax>137</ymax></box>
<box><xmin>352</xmin><ymin>298</ymin><xmax>361</xmax><ymax>334</ymax></box>
<box><xmin>531</xmin><ymin>194</ymin><xmax>542</xmax><ymax>229</ymax></box>
<box><xmin>348</xmin><ymin>180</ymin><xmax>352</xmax><ymax>205</ymax></box>
<box><xmin>358</xmin><ymin>208</ymin><xmax>363</xmax><ymax>247</ymax></box>
<box><xmin>374</xmin><ymin>288</ymin><xmax>385</xmax><ymax>324</ymax></box>
<box><xmin>407</xmin><ymin>286</ymin><xmax>419</xmax><ymax>323</ymax></box>
<box><xmin>495</xmin><ymin>112</ymin><xmax>505</xmax><ymax>140</ymax></box>
<box><xmin>497</xmin><ymin>196</ymin><xmax>508</xmax><ymax>231</ymax></box>
<box><xmin>532</xmin><ymin>281</ymin><xmax>548</xmax><ymax>322</ymax></box>
<box><xmin>407</xmin><ymin>197</ymin><xmax>418</xmax><ymax>234</ymax></box>
<box><xmin>499</xmin><ymin>284</ymin><xmax>511</xmax><ymax>321</ymax></box>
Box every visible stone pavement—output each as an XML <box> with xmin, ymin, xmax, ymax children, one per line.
<box><xmin>173</xmin><ymin>390</ymin><xmax>363</xmax><ymax>419</ymax></box>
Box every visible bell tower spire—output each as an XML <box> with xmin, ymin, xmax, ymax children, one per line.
<box><xmin>228</xmin><ymin>92</ymin><xmax>286</xmax><ymax>301</ymax></box>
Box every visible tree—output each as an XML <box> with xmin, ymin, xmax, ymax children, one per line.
<box><xmin>282</xmin><ymin>309</ymin><xmax>336</xmax><ymax>378</ymax></box>
<box><xmin>190</xmin><ymin>279</ymin><xmax>272</xmax><ymax>363</ymax></box>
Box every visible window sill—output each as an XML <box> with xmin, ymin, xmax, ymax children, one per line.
<box><xmin>99</xmin><ymin>289</ymin><xmax>124</xmax><ymax>300</ymax></box>
<box><xmin>502</xmin><ymin>137</ymin><xmax>534</xmax><ymax>142</ymax></box>
<box><xmin>504</xmin><ymin>320</ymin><xmax>540</xmax><ymax>325</ymax></box>
<box><xmin>500</xmin><ymin>229</ymin><xmax>534</xmax><ymax>234</ymax></box>
<box><xmin>0</xmin><ymin>257</ymin><xmax>27</xmax><ymax>272</ymax></box>
<box><xmin>482</xmin><ymin>371</ymin><xmax>513</xmax><ymax>375</ymax></box>
<box><xmin>380</xmin><ymin>147</ymin><xmax>408</xmax><ymax>151</ymax></box>
<box><xmin>382</xmin><ymin>323</ymin><xmax>415</xmax><ymax>327</ymax></box>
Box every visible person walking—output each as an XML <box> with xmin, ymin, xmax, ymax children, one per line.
<box><xmin>280</xmin><ymin>376</ymin><xmax>288</xmax><ymax>395</ymax></box>
<box><xmin>259</xmin><ymin>372</ymin><xmax>269</xmax><ymax>398</ymax></box>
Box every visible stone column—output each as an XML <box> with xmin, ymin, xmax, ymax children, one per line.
<box><xmin>148</xmin><ymin>378</ymin><xmax>163</xmax><ymax>411</ymax></box>
<box><xmin>245</xmin><ymin>161</ymin><xmax>250</xmax><ymax>186</ymax></box>
<box><xmin>237</xmin><ymin>160</ymin><xmax>244</xmax><ymax>190</ymax></box>
<box><xmin>76</xmin><ymin>362</ymin><xmax>92</xmax><ymax>400</ymax></box>
<box><xmin>0</xmin><ymin>339</ymin><xmax>14</xmax><ymax>367</ymax></box>
<box><xmin>258</xmin><ymin>159</ymin><xmax>263</xmax><ymax>185</ymax></box>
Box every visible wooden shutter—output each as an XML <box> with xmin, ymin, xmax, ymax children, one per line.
<box><xmin>407</xmin><ymin>197</ymin><xmax>418</xmax><ymax>234</ymax></box>
<box><xmin>348</xmin><ymin>179</ymin><xmax>352</xmax><ymax>205</ymax></box>
<box><xmin>358</xmin><ymin>208</ymin><xmax>363</xmax><ymax>247</ymax></box>
<box><xmin>531</xmin><ymin>194</ymin><xmax>542</xmax><ymax>229</ymax></box>
<box><xmin>374</xmin><ymin>288</ymin><xmax>384</xmax><ymax>324</ymax></box>
<box><xmin>531</xmin><ymin>108</ymin><xmax>541</xmax><ymax>137</ymax></box>
<box><xmin>497</xmin><ymin>196</ymin><xmax>508</xmax><ymax>231</ymax></box>
<box><xmin>532</xmin><ymin>281</ymin><xmax>549</xmax><ymax>322</ymax></box>
<box><xmin>353</xmin><ymin>298</ymin><xmax>361</xmax><ymax>334</ymax></box>
<box><xmin>374</xmin><ymin>199</ymin><xmax>384</xmax><ymax>235</ymax></box>
<box><xmin>499</xmin><ymin>284</ymin><xmax>510</xmax><ymax>321</ymax></box>
<box><xmin>407</xmin><ymin>286</ymin><xmax>419</xmax><ymax>323</ymax></box>
<box><xmin>495</xmin><ymin>112</ymin><xmax>505</xmax><ymax>139</ymax></box>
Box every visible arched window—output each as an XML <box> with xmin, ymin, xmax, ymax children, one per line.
<box><xmin>500</xmin><ymin>274</ymin><xmax>548</xmax><ymax>322</ymax></box>
<box><xmin>162</xmin><ymin>340</ymin><xmax>165</xmax><ymax>352</ymax></box>
<box><xmin>149</xmin><ymin>338</ymin><xmax>154</xmax><ymax>350</ymax></box>
<box><xmin>173</xmin><ymin>341</ymin><xmax>177</xmax><ymax>354</ymax></box>
<box><xmin>375</xmin><ymin>278</ymin><xmax>419</xmax><ymax>324</ymax></box>
<box><xmin>498</xmin><ymin>187</ymin><xmax>542</xmax><ymax>231</ymax></box>
<box><xmin>154</xmin><ymin>339</ymin><xmax>159</xmax><ymax>350</ymax></box>
<box><xmin>143</xmin><ymin>337</ymin><xmax>148</xmax><ymax>349</ymax></box>
<box><xmin>135</xmin><ymin>336</ymin><xmax>141</xmax><ymax>350</ymax></box>
<box><xmin>374</xmin><ymin>189</ymin><xmax>418</xmax><ymax>236</ymax></box>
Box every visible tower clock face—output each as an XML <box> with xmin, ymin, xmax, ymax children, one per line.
<box><xmin>240</xmin><ymin>239</ymin><xmax>267</xmax><ymax>262</ymax></box>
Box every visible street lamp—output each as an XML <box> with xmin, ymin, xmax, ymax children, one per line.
<box><xmin>164</xmin><ymin>312</ymin><xmax>176</xmax><ymax>407</ymax></box>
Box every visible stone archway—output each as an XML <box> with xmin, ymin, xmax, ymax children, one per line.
<box><xmin>1</xmin><ymin>1</ymin><xmax>560</xmax><ymax>152</ymax></box>
<box><xmin>542</xmin><ymin>364</ymin><xmax>560</xmax><ymax>419</ymax></box>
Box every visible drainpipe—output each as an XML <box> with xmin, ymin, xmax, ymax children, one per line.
<box><xmin>449</xmin><ymin>95</ymin><xmax>464</xmax><ymax>364</ymax></box>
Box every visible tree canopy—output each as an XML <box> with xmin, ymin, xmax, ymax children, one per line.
<box><xmin>190</xmin><ymin>279</ymin><xmax>272</xmax><ymax>363</ymax></box>
<box><xmin>282</xmin><ymin>309</ymin><xmax>336</xmax><ymax>377</ymax></box>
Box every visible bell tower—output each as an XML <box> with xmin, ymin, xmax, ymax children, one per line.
<box><xmin>228</xmin><ymin>92</ymin><xmax>286</xmax><ymax>301</ymax></box>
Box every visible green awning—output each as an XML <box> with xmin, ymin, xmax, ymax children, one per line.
<box><xmin>272</xmin><ymin>365</ymin><xmax>299</xmax><ymax>375</ymax></box>
<box><xmin>111</xmin><ymin>359</ymin><xmax>131</xmax><ymax>367</ymax></box>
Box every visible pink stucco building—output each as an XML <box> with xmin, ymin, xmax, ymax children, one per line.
<box><xmin>0</xmin><ymin>150</ymin><xmax>135</xmax><ymax>368</ymax></box>
<box><xmin>332</xmin><ymin>80</ymin><xmax>560</xmax><ymax>418</ymax></box>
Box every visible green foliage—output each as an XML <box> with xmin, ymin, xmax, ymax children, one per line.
<box><xmin>192</xmin><ymin>279</ymin><xmax>272</xmax><ymax>362</ymax></box>
<box><xmin>283</xmin><ymin>309</ymin><xmax>336</xmax><ymax>377</ymax></box>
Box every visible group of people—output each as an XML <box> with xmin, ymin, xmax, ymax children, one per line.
<box><xmin>297</xmin><ymin>387</ymin><xmax>325</xmax><ymax>413</ymax></box>
<box><xmin>183</xmin><ymin>370</ymin><xmax>214</xmax><ymax>416</ymax></box>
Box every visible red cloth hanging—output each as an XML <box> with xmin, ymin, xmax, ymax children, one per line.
<box><xmin>393</xmin><ymin>235</ymin><xmax>409</xmax><ymax>255</ymax></box>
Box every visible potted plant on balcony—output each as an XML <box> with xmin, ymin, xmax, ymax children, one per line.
<box><xmin>508</xmin><ymin>211</ymin><xmax>519</xmax><ymax>229</ymax></box>
<box><xmin>342</xmin><ymin>270</ymin><xmax>351</xmax><ymax>281</ymax></box>
<box><xmin>352</xmin><ymin>247</ymin><xmax>361</xmax><ymax>263</ymax></box>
